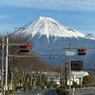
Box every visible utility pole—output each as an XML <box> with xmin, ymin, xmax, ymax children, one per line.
<box><xmin>65</xmin><ymin>43</ymin><xmax>75</xmax><ymax>95</ymax></box>
<box><xmin>65</xmin><ymin>62</ymin><xmax>68</xmax><ymax>86</ymax></box>
<box><xmin>1</xmin><ymin>37</ymin><xmax>4</xmax><ymax>95</ymax></box>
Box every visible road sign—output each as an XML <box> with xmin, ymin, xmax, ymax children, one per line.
<box><xmin>71</xmin><ymin>60</ymin><xmax>83</xmax><ymax>70</ymax></box>
<box><xmin>66</xmin><ymin>51</ymin><xmax>75</xmax><ymax>56</ymax></box>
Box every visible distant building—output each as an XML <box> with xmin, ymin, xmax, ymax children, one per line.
<box><xmin>47</xmin><ymin>71</ymin><xmax>61</xmax><ymax>85</ymax></box>
<box><xmin>67</xmin><ymin>71</ymin><xmax>89</xmax><ymax>85</ymax></box>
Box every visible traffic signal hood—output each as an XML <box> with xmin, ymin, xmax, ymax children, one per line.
<box><xmin>20</xmin><ymin>45</ymin><xmax>31</xmax><ymax>52</ymax></box>
<box><xmin>77</xmin><ymin>48</ymin><xmax>87</xmax><ymax>55</ymax></box>
<box><xmin>20</xmin><ymin>45</ymin><xmax>31</xmax><ymax>49</ymax></box>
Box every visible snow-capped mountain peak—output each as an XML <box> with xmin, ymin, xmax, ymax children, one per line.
<box><xmin>14</xmin><ymin>16</ymin><xmax>86</xmax><ymax>39</ymax></box>
<box><xmin>85</xmin><ymin>34</ymin><xmax>95</xmax><ymax>40</ymax></box>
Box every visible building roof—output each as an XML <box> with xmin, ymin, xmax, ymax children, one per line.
<box><xmin>71</xmin><ymin>71</ymin><xmax>89</xmax><ymax>78</ymax></box>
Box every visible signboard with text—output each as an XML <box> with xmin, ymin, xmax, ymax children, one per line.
<box><xmin>71</xmin><ymin>60</ymin><xmax>83</xmax><ymax>70</ymax></box>
<box><xmin>66</xmin><ymin>51</ymin><xmax>75</xmax><ymax>56</ymax></box>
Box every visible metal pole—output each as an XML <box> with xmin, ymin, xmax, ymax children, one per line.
<box><xmin>1</xmin><ymin>37</ymin><xmax>4</xmax><ymax>95</ymax></box>
<box><xmin>65</xmin><ymin>62</ymin><xmax>67</xmax><ymax>86</ymax></box>
<box><xmin>69</xmin><ymin>55</ymin><xmax>71</xmax><ymax>95</ymax></box>
<box><xmin>69</xmin><ymin>43</ymin><xmax>71</xmax><ymax>95</ymax></box>
<box><xmin>5</xmin><ymin>37</ymin><xmax>9</xmax><ymax>94</ymax></box>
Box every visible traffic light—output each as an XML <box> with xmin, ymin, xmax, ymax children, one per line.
<box><xmin>77</xmin><ymin>48</ymin><xmax>87</xmax><ymax>55</ymax></box>
<box><xmin>20</xmin><ymin>45</ymin><xmax>31</xmax><ymax>52</ymax></box>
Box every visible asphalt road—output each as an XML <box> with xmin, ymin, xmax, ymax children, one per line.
<box><xmin>15</xmin><ymin>88</ymin><xmax>56</xmax><ymax>95</ymax></box>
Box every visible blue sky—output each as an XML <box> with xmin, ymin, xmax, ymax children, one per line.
<box><xmin>0</xmin><ymin>0</ymin><xmax>95</xmax><ymax>35</ymax></box>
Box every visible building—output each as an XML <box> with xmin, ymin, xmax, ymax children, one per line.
<box><xmin>47</xmin><ymin>71</ymin><xmax>61</xmax><ymax>86</ymax></box>
<box><xmin>67</xmin><ymin>71</ymin><xmax>89</xmax><ymax>85</ymax></box>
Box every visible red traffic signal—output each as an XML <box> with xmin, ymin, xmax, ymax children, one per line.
<box><xmin>77</xmin><ymin>48</ymin><xmax>87</xmax><ymax>55</ymax></box>
<box><xmin>20</xmin><ymin>45</ymin><xmax>31</xmax><ymax>52</ymax></box>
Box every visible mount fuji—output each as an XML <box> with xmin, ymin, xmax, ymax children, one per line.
<box><xmin>13</xmin><ymin>16</ymin><xmax>95</xmax><ymax>68</ymax></box>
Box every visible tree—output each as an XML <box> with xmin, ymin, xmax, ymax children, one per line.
<box><xmin>82</xmin><ymin>75</ymin><xmax>93</xmax><ymax>84</ymax></box>
<box><xmin>41</xmin><ymin>74</ymin><xmax>47</xmax><ymax>86</ymax></box>
<box><xmin>0</xmin><ymin>35</ymin><xmax>62</xmax><ymax>91</ymax></box>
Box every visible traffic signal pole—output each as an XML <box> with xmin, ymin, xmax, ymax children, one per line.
<box><xmin>5</xmin><ymin>37</ymin><xmax>9</xmax><ymax>95</ymax></box>
<box><xmin>65</xmin><ymin>43</ymin><xmax>75</xmax><ymax>95</ymax></box>
<box><xmin>1</xmin><ymin>37</ymin><xmax>9</xmax><ymax>95</ymax></box>
<box><xmin>1</xmin><ymin>37</ymin><xmax>4</xmax><ymax>95</ymax></box>
<box><xmin>64</xmin><ymin>43</ymin><xmax>89</xmax><ymax>95</ymax></box>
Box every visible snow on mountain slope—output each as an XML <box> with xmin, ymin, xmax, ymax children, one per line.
<box><xmin>13</xmin><ymin>16</ymin><xmax>86</xmax><ymax>39</ymax></box>
<box><xmin>85</xmin><ymin>34</ymin><xmax>95</xmax><ymax>40</ymax></box>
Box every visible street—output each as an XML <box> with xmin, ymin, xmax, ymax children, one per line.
<box><xmin>15</xmin><ymin>88</ymin><xmax>56</xmax><ymax>95</ymax></box>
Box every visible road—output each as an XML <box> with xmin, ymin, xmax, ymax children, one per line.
<box><xmin>15</xmin><ymin>88</ymin><xmax>56</xmax><ymax>95</ymax></box>
<box><xmin>74</xmin><ymin>87</ymin><xmax>95</xmax><ymax>95</ymax></box>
